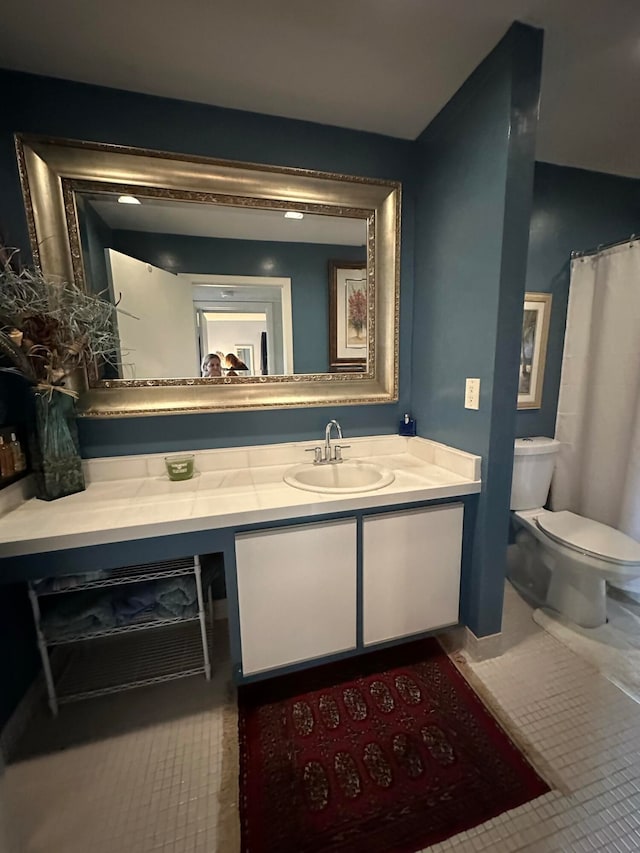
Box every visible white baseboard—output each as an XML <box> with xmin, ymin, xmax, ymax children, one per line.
<box><xmin>439</xmin><ymin>625</ymin><xmax>503</xmax><ymax>661</ymax></box>
<box><xmin>462</xmin><ymin>627</ymin><xmax>503</xmax><ymax>661</ymax></box>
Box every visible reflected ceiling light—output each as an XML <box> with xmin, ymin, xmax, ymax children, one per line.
<box><xmin>220</xmin><ymin>289</ymin><xmax>235</xmax><ymax>298</ymax></box>
<box><xmin>117</xmin><ymin>195</ymin><xmax>141</xmax><ymax>205</ymax></box>
<box><xmin>284</xmin><ymin>211</ymin><xmax>304</xmax><ymax>219</ymax></box>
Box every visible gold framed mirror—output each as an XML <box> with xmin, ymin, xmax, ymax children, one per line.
<box><xmin>15</xmin><ymin>135</ymin><xmax>400</xmax><ymax>417</ymax></box>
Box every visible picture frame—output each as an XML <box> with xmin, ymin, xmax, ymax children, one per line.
<box><xmin>235</xmin><ymin>344</ymin><xmax>254</xmax><ymax>375</ymax></box>
<box><xmin>517</xmin><ymin>292</ymin><xmax>552</xmax><ymax>410</ymax></box>
<box><xmin>328</xmin><ymin>260</ymin><xmax>367</xmax><ymax>370</ymax></box>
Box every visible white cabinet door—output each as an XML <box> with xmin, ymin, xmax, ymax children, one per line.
<box><xmin>236</xmin><ymin>519</ymin><xmax>357</xmax><ymax>675</ymax></box>
<box><xmin>363</xmin><ymin>504</ymin><xmax>463</xmax><ymax>646</ymax></box>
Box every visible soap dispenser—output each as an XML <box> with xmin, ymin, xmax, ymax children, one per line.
<box><xmin>10</xmin><ymin>433</ymin><xmax>27</xmax><ymax>473</ymax></box>
<box><xmin>399</xmin><ymin>413</ymin><xmax>416</xmax><ymax>437</ymax></box>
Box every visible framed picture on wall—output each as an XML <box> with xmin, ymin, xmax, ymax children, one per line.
<box><xmin>328</xmin><ymin>260</ymin><xmax>367</xmax><ymax>370</ymax></box>
<box><xmin>517</xmin><ymin>292</ymin><xmax>552</xmax><ymax>410</ymax></box>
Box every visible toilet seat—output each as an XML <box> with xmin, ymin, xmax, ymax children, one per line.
<box><xmin>535</xmin><ymin>511</ymin><xmax>640</xmax><ymax>567</ymax></box>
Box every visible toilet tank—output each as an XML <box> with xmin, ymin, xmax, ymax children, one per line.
<box><xmin>511</xmin><ymin>437</ymin><xmax>561</xmax><ymax>510</ymax></box>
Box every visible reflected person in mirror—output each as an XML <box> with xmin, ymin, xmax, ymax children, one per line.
<box><xmin>225</xmin><ymin>353</ymin><xmax>249</xmax><ymax>376</ymax></box>
<box><xmin>201</xmin><ymin>353</ymin><xmax>222</xmax><ymax>377</ymax></box>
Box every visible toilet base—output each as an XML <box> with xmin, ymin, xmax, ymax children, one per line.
<box><xmin>546</xmin><ymin>571</ymin><xmax>607</xmax><ymax>628</ymax></box>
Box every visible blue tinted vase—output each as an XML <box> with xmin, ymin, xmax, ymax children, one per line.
<box><xmin>32</xmin><ymin>390</ymin><xmax>85</xmax><ymax>501</ymax></box>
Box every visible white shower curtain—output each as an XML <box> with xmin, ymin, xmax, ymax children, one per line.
<box><xmin>552</xmin><ymin>241</ymin><xmax>640</xmax><ymax>569</ymax></box>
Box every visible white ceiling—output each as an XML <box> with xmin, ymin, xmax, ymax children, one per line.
<box><xmin>85</xmin><ymin>194</ymin><xmax>367</xmax><ymax>244</ymax></box>
<box><xmin>3</xmin><ymin>0</ymin><xmax>640</xmax><ymax>177</ymax></box>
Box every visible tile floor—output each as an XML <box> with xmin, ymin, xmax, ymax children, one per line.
<box><xmin>3</xmin><ymin>583</ymin><xmax>640</xmax><ymax>852</ymax></box>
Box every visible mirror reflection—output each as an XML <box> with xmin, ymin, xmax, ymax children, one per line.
<box><xmin>16</xmin><ymin>135</ymin><xmax>400</xmax><ymax>414</ymax></box>
<box><xmin>76</xmin><ymin>191</ymin><xmax>368</xmax><ymax>380</ymax></box>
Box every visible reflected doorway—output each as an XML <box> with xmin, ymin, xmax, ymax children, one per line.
<box><xmin>104</xmin><ymin>248</ymin><xmax>294</xmax><ymax>379</ymax></box>
<box><xmin>188</xmin><ymin>274</ymin><xmax>293</xmax><ymax>377</ymax></box>
<box><xmin>198</xmin><ymin>310</ymin><xmax>266</xmax><ymax>376</ymax></box>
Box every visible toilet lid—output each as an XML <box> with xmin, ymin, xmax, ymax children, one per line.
<box><xmin>536</xmin><ymin>511</ymin><xmax>640</xmax><ymax>566</ymax></box>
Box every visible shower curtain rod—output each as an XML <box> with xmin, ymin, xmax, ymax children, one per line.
<box><xmin>571</xmin><ymin>233</ymin><xmax>637</xmax><ymax>260</ymax></box>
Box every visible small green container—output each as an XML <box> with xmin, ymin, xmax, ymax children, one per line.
<box><xmin>164</xmin><ymin>454</ymin><xmax>195</xmax><ymax>481</ymax></box>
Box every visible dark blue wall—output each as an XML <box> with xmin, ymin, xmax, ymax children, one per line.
<box><xmin>517</xmin><ymin>162</ymin><xmax>640</xmax><ymax>438</ymax></box>
<box><xmin>0</xmin><ymin>67</ymin><xmax>415</xmax><ymax>457</ymax></box>
<box><xmin>77</xmin><ymin>196</ymin><xmax>113</xmax><ymax>302</ymax></box>
<box><xmin>110</xmin><ymin>231</ymin><xmax>366</xmax><ymax>375</ymax></box>
<box><xmin>0</xmin><ymin>68</ymin><xmax>414</xmax><ymax>726</ymax></box>
<box><xmin>411</xmin><ymin>23</ymin><xmax>543</xmax><ymax>637</ymax></box>
<box><xmin>0</xmin><ymin>376</ymin><xmax>39</xmax><ymax>730</ymax></box>
<box><xmin>0</xmin><ymin>585</ymin><xmax>38</xmax><ymax>730</ymax></box>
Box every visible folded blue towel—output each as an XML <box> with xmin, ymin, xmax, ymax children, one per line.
<box><xmin>113</xmin><ymin>583</ymin><xmax>158</xmax><ymax>620</ymax></box>
<box><xmin>112</xmin><ymin>577</ymin><xmax>198</xmax><ymax>625</ymax></box>
<box><xmin>155</xmin><ymin>577</ymin><xmax>197</xmax><ymax>618</ymax></box>
<box><xmin>43</xmin><ymin>576</ymin><xmax>202</xmax><ymax>637</ymax></box>
<box><xmin>42</xmin><ymin>591</ymin><xmax>116</xmax><ymax>640</ymax></box>
<box><xmin>34</xmin><ymin>570</ymin><xmax>108</xmax><ymax>594</ymax></box>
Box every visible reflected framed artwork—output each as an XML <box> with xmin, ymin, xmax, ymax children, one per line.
<box><xmin>235</xmin><ymin>345</ymin><xmax>254</xmax><ymax>375</ymax></box>
<box><xmin>329</xmin><ymin>260</ymin><xmax>367</xmax><ymax>370</ymax></box>
<box><xmin>517</xmin><ymin>292</ymin><xmax>552</xmax><ymax>410</ymax></box>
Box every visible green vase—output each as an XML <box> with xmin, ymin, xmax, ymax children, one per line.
<box><xmin>32</xmin><ymin>391</ymin><xmax>86</xmax><ymax>501</ymax></box>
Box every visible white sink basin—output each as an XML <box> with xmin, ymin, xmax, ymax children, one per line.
<box><xmin>284</xmin><ymin>461</ymin><xmax>395</xmax><ymax>494</ymax></box>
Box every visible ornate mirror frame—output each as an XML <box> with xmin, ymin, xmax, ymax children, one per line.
<box><xmin>15</xmin><ymin>135</ymin><xmax>400</xmax><ymax>418</ymax></box>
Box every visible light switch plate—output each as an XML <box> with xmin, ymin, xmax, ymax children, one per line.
<box><xmin>465</xmin><ymin>378</ymin><xmax>480</xmax><ymax>410</ymax></box>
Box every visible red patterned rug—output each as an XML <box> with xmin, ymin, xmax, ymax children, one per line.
<box><xmin>238</xmin><ymin>639</ymin><xmax>549</xmax><ymax>853</ymax></box>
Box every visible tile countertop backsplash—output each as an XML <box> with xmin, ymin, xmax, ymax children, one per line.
<box><xmin>0</xmin><ymin>436</ymin><xmax>481</xmax><ymax>558</ymax></box>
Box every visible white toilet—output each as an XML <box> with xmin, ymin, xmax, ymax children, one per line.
<box><xmin>510</xmin><ymin>437</ymin><xmax>640</xmax><ymax>628</ymax></box>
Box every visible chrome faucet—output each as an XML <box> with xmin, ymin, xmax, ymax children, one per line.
<box><xmin>325</xmin><ymin>419</ymin><xmax>343</xmax><ymax>462</ymax></box>
<box><xmin>305</xmin><ymin>419</ymin><xmax>350</xmax><ymax>464</ymax></box>
<box><xmin>306</xmin><ymin>420</ymin><xmax>350</xmax><ymax>465</ymax></box>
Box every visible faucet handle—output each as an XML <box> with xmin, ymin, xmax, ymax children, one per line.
<box><xmin>305</xmin><ymin>446</ymin><xmax>323</xmax><ymax>464</ymax></box>
<box><xmin>334</xmin><ymin>444</ymin><xmax>351</xmax><ymax>462</ymax></box>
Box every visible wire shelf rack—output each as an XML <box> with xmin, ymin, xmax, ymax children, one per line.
<box><xmin>33</xmin><ymin>557</ymin><xmax>197</xmax><ymax>595</ymax></box>
<box><xmin>45</xmin><ymin>613</ymin><xmax>201</xmax><ymax>646</ymax></box>
<box><xmin>28</xmin><ymin>554</ymin><xmax>213</xmax><ymax>716</ymax></box>
<box><xmin>56</xmin><ymin>622</ymin><xmax>208</xmax><ymax>704</ymax></box>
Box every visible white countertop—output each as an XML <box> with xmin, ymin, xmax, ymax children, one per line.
<box><xmin>0</xmin><ymin>435</ymin><xmax>481</xmax><ymax>558</ymax></box>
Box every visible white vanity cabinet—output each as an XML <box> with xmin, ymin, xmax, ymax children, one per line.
<box><xmin>235</xmin><ymin>519</ymin><xmax>357</xmax><ymax>675</ymax></box>
<box><xmin>362</xmin><ymin>504</ymin><xmax>463</xmax><ymax>646</ymax></box>
<box><xmin>234</xmin><ymin>503</ymin><xmax>464</xmax><ymax>678</ymax></box>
